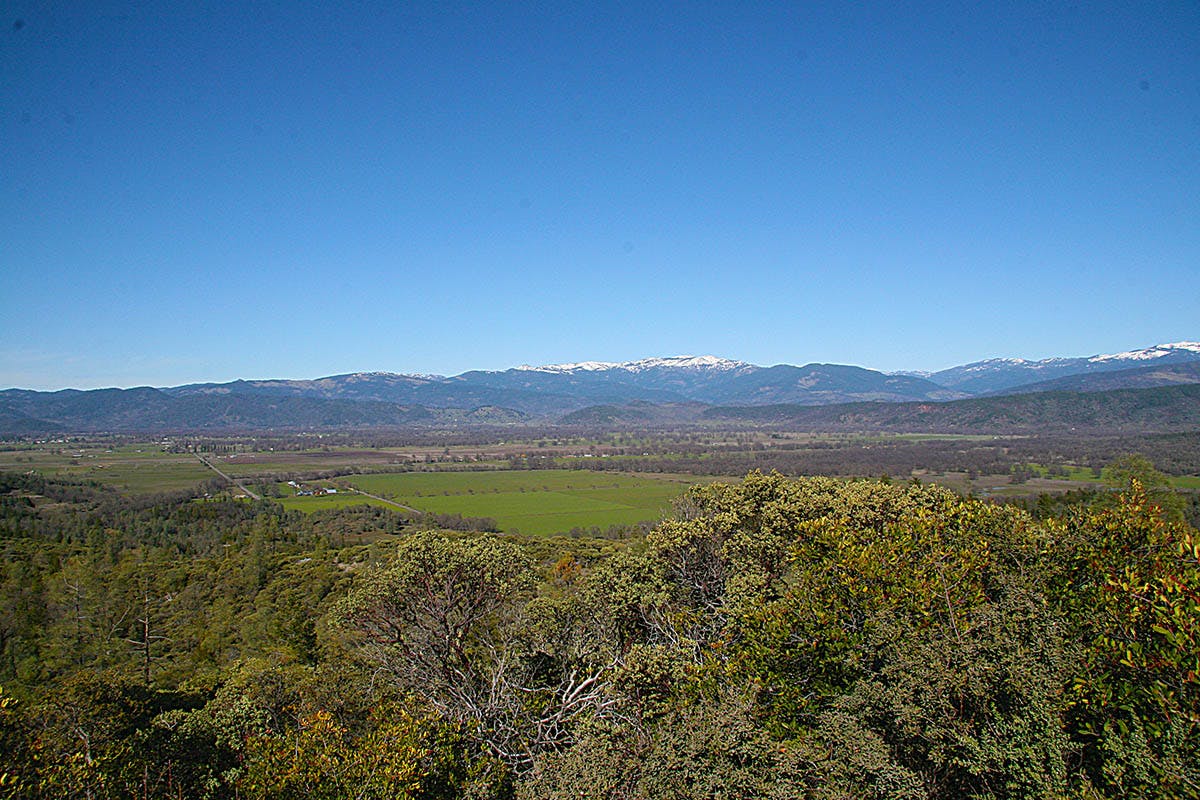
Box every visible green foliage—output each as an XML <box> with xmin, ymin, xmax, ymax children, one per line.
<box><xmin>0</xmin><ymin>685</ymin><xmax>29</xmax><ymax>798</ymax></box>
<box><xmin>8</xmin><ymin>671</ymin><xmax>217</xmax><ymax>800</ymax></box>
<box><xmin>242</xmin><ymin>708</ymin><xmax>425</xmax><ymax>799</ymax></box>
<box><xmin>520</xmin><ymin>688</ymin><xmax>809</xmax><ymax>800</ymax></box>
<box><xmin>644</xmin><ymin>473</ymin><xmax>1075</xmax><ymax>797</ymax></box>
<box><xmin>1103</xmin><ymin>453</ymin><xmax>1187</xmax><ymax>522</ymax></box>
<box><xmin>1105</xmin><ymin>454</ymin><xmax>1172</xmax><ymax>492</ymax></box>
<box><xmin>1056</xmin><ymin>481</ymin><xmax>1200</xmax><ymax>798</ymax></box>
<box><xmin>339</xmin><ymin>533</ymin><xmax>543</xmax><ymax>766</ymax></box>
<box><xmin>4</xmin><ymin>468</ymin><xmax>1199</xmax><ymax>798</ymax></box>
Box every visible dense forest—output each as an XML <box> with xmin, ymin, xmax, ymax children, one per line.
<box><xmin>1</xmin><ymin>467</ymin><xmax>1197</xmax><ymax>799</ymax></box>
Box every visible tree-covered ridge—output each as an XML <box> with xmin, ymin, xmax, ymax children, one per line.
<box><xmin>4</xmin><ymin>363</ymin><xmax>1199</xmax><ymax>433</ymax></box>
<box><xmin>1</xmin><ymin>471</ymin><xmax>1197</xmax><ymax>798</ymax></box>
<box><xmin>703</xmin><ymin>383</ymin><xmax>1200</xmax><ymax>433</ymax></box>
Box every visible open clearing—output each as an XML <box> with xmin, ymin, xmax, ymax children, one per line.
<box><xmin>4</xmin><ymin>437</ymin><xmax>1196</xmax><ymax>525</ymax></box>
<box><xmin>343</xmin><ymin>470</ymin><xmax>712</xmax><ymax>536</ymax></box>
<box><xmin>0</xmin><ymin>443</ymin><xmax>213</xmax><ymax>493</ymax></box>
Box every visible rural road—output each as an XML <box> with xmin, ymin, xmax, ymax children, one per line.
<box><xmin>193</xmin><ymin>457</ymin><xmax>418</xmax><ymax>513</ymax></box>
<box><xmin>195</xmin><ymin>454</ymin><xmax>261</xmax><ymax>500</ymax></box>
<box><xmin>349</xmin><ymin>488</ymin><xmax>421</xmax><ymax>514</ymax></box>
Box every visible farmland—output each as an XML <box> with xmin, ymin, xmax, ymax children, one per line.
<box><xmin>3</xmin><ymin>430</ymin><xmax>1198</xmax><ymax>534</ymax></box>
<box><xmin>0</xmin><ymin>441</ymin><xmax>214</xmax><ymax>493</ymax></box>
<box><xmin>0</xmin><ymin>440</ymin><xmax>710</xmax><ymax>535</ymax></box>
<box><xmin>273</xmin><ymin>490</ymin><xmax>398</xmax><ymax>513</ymax></box>
<box><xmin>343</xmin><ymin>470</ymin><xmax>712</xmax><ymax>536</ymax></box>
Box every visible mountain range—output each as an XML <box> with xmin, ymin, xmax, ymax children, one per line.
<box><xmin>920</xmin><ymin>342</ymin><xmax>1200</xmax><ymax>394</ymax></box>
<box><xmin>2</xmin><ymin>342</ymin><xmax>1198</xmax><ymax>434</ymax></box>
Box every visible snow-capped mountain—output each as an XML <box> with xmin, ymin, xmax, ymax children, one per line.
<box><xmin>453</xmin><ymin>356</ymin><xmax>762</xmax><ymax>407</ymax></box>
<box><xmin>1089</xmin><ymin>342</ymin><xmax>1200</xmax><ymax>363</ymax></box>
<box><xmin>515</xmin><ymin>355</ymin><xmax>749</xmax><ymax>374</ymax></box>
<box><xmin>169</xmin><ymin>371</ymin><xmax>441</xmax><ymax>402</ymax></box>
<box><xmin>928</xmin><ymin>342</ymin><xmax>1200</xmax><ymax>394</ymax></box>
<box><xmin>4</xmin><ymin>340</ymin><xmax>1197</xmax><ymax>433</ymax></box>
<box><xmin>161</xmin><ymin>342</ymin><xmax>1198</xmax><ymax>414</ymax></box>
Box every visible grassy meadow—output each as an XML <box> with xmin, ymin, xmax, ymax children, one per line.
<box><xmin>4</xmin><ymin>437</ymin><xmax>1196</xmax><ymax>534</ymax></box>
<box><xmin>344</xmin><ymin>470</ymin><xmax>712</xmax><ymax>536</ymax></box>
<box><xmin>0</xmin><ymin>442</ymin><xmax>213</xmax><ymax>493</ymax></box>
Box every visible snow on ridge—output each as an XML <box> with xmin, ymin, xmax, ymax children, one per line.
<box><xmin>1090</xmin><ymin>341</ymin><xmax>1200</xmax><ymax>363</ymax></box>
<box><xmin>339</xmin><ymin>371</ymin><xmax>441</xmax><ymax>381</ymax></box>
<box><xmin>515</xmin><ymin>360</ymin><xmax>622</xmax><ymax>373</ymax></box>
<box><xmin>516</xmin><ymin>355</ymin><xmax>748</xmax><ymax>374</ymax></box>
<box><xmin>624</xmin><ymin>355</ymin><xmax>748</xmax><ymax>371</ymax></box>
<box><xmin>956</xmin><ymin>357</ymin><xmax>1031</xmax><ymax>372</ymax></box>
<box><xmin>510</xmin><ymin>342</ymin><xmax>1200</xmax><ymax>377</ymax></box>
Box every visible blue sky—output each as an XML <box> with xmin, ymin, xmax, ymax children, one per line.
<box><xmin>2</xmin><ymin>1</ymin><xmax>1197</xmax><ymax>389</ymax></box>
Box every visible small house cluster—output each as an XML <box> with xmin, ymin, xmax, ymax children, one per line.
<box><xmin>287</xmin><ymin>480</ymin><xmax>337</xmax><ymax>497</ymax></box>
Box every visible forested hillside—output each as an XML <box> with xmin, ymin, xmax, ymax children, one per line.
<box><xmin>704</xmin><ymin>384</ymin><xmax>1200</xmax><ymax>433</ymax></box>
<box><xmin>1</xmin><ymin>470</ymin><xmax>1197</xmax><ymax>798</ymax></box>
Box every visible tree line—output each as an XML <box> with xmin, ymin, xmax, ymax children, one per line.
<box><xmin>0</xmin><ymin>469</ymin><xmax>1197</xmax><ymax>798</ymax></box>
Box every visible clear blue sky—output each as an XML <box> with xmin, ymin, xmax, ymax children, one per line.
<box><xmin>3</xmin><ymin>1</ymin><xmax>1197</xmax><ymax>389</ymax></box>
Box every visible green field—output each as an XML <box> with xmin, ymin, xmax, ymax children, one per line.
<box><xmin>0</xmin><ymin>444</ymin><xmax>214</xmax><ymax>493</ymax></box>
<box><xmin>267</xmin><ymin>481</ymin><xmax>401</xmax><ymax>513</ymax></box>
<box><xmin>6</xmin><ymin>438</ymin><xmax>1196</xmax><ymax>514</ymax></box>
<box><xmin>345</xmin><ymin>470</ymin><xmax>708</xmax><ymax>536</ymax></box>
<box><xmin>1024</xmin><ymin>463</ymin><xmax>1200</xmax><ymax>489</ymax></box>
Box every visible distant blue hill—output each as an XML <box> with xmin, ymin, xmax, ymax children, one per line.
<box><xmin>1</xmin><ymin>341</ymin><xmax>1196</xmax><ymax>433</ymax></box>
